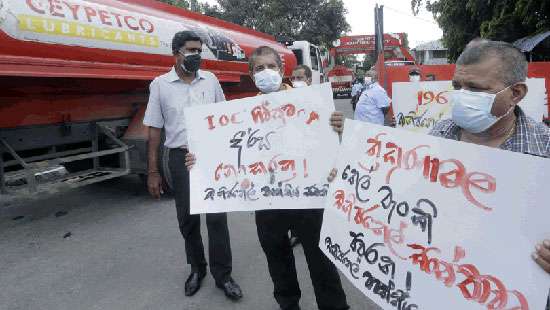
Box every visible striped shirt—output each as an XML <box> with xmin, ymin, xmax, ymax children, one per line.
<box><xmin>429</xmin><ymin>107</ymin><xmax>550</xmax><ymax>157</ymax></box>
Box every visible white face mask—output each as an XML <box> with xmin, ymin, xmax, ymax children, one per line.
<box><xmin>450</xmin><ymin>86</ymin><xmax>513</xmax><ymax>134</ymax></box>
<box><xmin>409</xmin><ymin>75</ymin><xmax>421</xmax><ymax>82</ymax></box>
<box><xmin>364</xmin><ymin>77</ymin><xmax>373</xmax><ymax>84</ymax></box>
<box><xmin>292</xmin><ymin>81</ymin><xmax>308</xmax><ymax>88</ymax></box>
<box><xmin>254</xmin><ymin>69</ymin><xmax>282</xmax><ymax>93</ymax></box>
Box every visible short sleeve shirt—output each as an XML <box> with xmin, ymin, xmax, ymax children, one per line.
<box><xmin>354</xmin><ymin>82</ymin><xmax>391</xmax><ymax>125</ymax></box>
<box><xmin>143</xmin><ymin>67</ymin><xmax>225</xmax><ymax>148</ymax></box>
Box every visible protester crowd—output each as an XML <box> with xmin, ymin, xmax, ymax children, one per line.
<box><xmin>143</xmin><ymin>31</ymin><xmax>550</xmax><ymax>310</ymax></box>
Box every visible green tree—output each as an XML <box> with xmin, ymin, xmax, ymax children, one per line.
<box><xmin>157</xmin><ymin>0</ymin><xmax>216</xmax><ymax>14</ymax></box>
<box><xmin>213</xmin><ymin>0</ymin><xmax>350</xmax><ymax>48</ymax></box>
<box><xmin>157</xmin><ymin>0</ymin><xmax>350</xmax><ymax>48</ymax></box>
<box><xmin>411</xmin><ymin>0</ymin><xmax>550</xmax><ymax>61</ymax></box>
<box><xmin>157</xmin><ymin>0</ymin><xmax>190</xmax><ymax>10</ymax></box>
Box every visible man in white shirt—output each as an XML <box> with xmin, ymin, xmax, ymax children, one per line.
<box><xmin>353</xmin><ymin>70</ymin><xmax>391</xmax><ymax>125</ymax></box>
<box><xmin>143</xmin><ymin>31</ymin><xmax>242</xmax><ymax>301</ymax></box>
<box><xmin>350</xmin><ymin>77</ymin><xmax>363</xmax><ymax>97</ymax></box>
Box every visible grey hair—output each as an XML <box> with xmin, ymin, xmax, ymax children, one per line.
<box><xmin>456</xmin><ymin>40</ymin><xmax>527</xmax><ymax>85</ymax></box>
<box><xmin>248</xmin><ymin>46</ymin><xmax>283</xmax><ymax>73</ymax></box>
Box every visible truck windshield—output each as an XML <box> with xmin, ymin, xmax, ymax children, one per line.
<box><xmin>292</xmin><ymin>50</ymin><xmax>304</xmax><ymax>65</ymax></box>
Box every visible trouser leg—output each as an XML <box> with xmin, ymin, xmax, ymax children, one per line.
<box><xmin>205</xmin><ymin>212</ymin><xmax>232</xmax><ymax>283</ymax></box>
<box><xmin>170</xmin><ymin>148</ymin><xmax>206</xmax><ymax>273</ymax></box>
<box><xmin>256</xmin><ymin>210</ymin><xmax>301</xmax><ymax>310</ymax></box>
<box><xmin>294</xmin><ymin>209</ymin><xmax>349</xmax><ymax>310</ymax></box>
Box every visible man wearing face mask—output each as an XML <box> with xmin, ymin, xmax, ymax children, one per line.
<box><xmin>409</xmin><ymin>67</ymin><xmax>422</xmax><ymax>82</ymax></box>
<box><xmin>143</xmin><ymin>31</ymin><xmax>243</xmax><ymax>301</ymax></box>
<box><xmin>290</xmin><ymin>65</ymin><xmax>313</xmax><ymax>88</ymax></box>
<box><xmin>250</xmin><ymin>46</ymin><xmax>349</xmax><ymax>310</ymax></box>
<box><xmin>429</xmin><ymin>40</ymin><xmax>550</xmax><ymax>310</ymax></box>
<box><xmin>187</xmin><ymin>46</ymin><xmax>350</xmax><ymax>310</ymax></box>
<box><xmin>353</xmin><ymin>70</ymin><xmax>391</xmax><ymax>125</ymax></box>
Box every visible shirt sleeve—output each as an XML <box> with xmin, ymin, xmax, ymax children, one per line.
<box><xmin>213</xmin><ymin>75</ymin><xmax>226</xmax><ymax>103</ymax></box>
<box><xmin>374</xmin><ymin>86</ymin><xmax>391</xmax><ymax>109</ymax></box>
<box><xmin>143</xmin><ymin>78</ymin><xmax>164</xmax><ymax>128</ymax></box>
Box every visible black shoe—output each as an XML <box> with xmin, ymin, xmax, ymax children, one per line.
<box><xmin>184</xmin><ymin>271</ymin><xmax>206</xmax><ymax>296</ymax></box>
<box><xmin>216</xmin><ymin>277</ymin><xmax>243</xmax><ymax>301</ymax></box>
<box><xmin>289</xmin><ymin>236</ymin><xmax>300</xmax><ymax>248</ymax></box>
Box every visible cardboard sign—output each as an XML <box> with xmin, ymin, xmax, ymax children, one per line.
<box><xmin>320</xmin><ymin>119</ymin><xmax>550</xmax><ymax>310</ymax></box>
<box><xmin>392</xmin><ymin>79</ymin><xmax>547</xmax><ymax>134</ymax></box>
<box><xmin>184</xmin><ymin>83</ymin><xmax>339</xmax><ymax>214</ymax></box>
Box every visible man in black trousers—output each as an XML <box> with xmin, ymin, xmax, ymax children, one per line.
<box><xmin>187</xmin><ymin>46</ymin><xmax>350</xmax><ymax>310</ymax></box>
<box><xmin>143</xmin><ymin>31</ymin><xmax>242</xmax><ymax>301</ymax></box>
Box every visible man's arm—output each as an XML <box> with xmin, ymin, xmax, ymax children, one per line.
<box><xmin>143</xmin><ymin>78</ymin><xmax>164</xmax><ymax>199</ymax></box>
<box><xmin>147</xmin><ymin>127</ymin><xmax>163</xmax><ymax>199</ymax></box>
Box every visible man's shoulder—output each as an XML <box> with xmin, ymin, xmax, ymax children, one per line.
<box><xmin>152</xmin><ymin>69</ymin><xmax>177</xmax><ymax>85</ymax></box>
<box><xmin>522</xmin><ymin>115</ymin><xmax>550</xmax><ymax>157</ymax></box>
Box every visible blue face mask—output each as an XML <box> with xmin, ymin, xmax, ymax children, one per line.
<box><xmin>450</xmin><ymin>86</ymin><xmax>513</xmax><ymax>134</ymax></box>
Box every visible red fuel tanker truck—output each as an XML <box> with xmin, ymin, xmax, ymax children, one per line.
<box><xmin>0</xmin><ymin>0</ymin><xmax>297</xmax><ymax>198</ymax></box>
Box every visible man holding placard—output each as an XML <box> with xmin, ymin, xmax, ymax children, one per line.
<box><xmin>331</xmin><ymin>39</ymin><xmax>550</xmax><ymax>310</ymax></box>
<box><xmin>186</xmin><ymin>46</ymin><xmax>350</xmax><ymax>310</ymax></box>
<box><xmin>143</xmin><ymin>31</ymin><xmax>242</xmax><ymax>300</ymax></box>
<box><xmin>429</xmin><ymin>39</ymin><xmax>550</xmax><ymax>309</ymax></box>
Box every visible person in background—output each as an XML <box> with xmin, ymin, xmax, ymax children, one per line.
<box><xmin>143</xmin><ymin>31</ymin><xmax>243</xmax><ymax>301</ymax></box>
<box><xmin>187</xmin><ymin>46</ymin><xmax>350</xmax><ymax>310</ymax></box>
<box><xmin>350</xmin><ymin>77</ymin><xmax>364</xmax><ymax>111</ymax></box>
<box><xmin>353</xmin><ymin>70</ymin><xmax>391</xmax><ymax>125</ymax></box>
<box><xmin>408</xmin><ymin>67</ymin><xmax>422</xmax><ymax>82</ymax></box>
<box><xmin>290</xmin><ymin>65</ymin><xmax>313</xmax><ymax>88</ymax></box>
<box><xmin>426</xmin><ymin>73</ymin><xmax>436</xmax><ymax>81</ymax></box>
<box><xmin>286</xmin><ymin>64</ymin><xmax>314</xmax><ymax>248</ymax></box>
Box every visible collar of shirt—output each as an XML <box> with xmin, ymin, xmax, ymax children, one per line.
<box><xmin>430</xmin><ymin>107</ymin><xmax>550</xmax><ymax>157</ymax></box>
<box><xmin>165</xmin><ymin>66</ymin><xmax>205</xmax><ymax>83</ymax></box>
<box><xmin>256</xmin><ymin>83</ymin><xmax>292</xmax><ymax>96</ymax></box>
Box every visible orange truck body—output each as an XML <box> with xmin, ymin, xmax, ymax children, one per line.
<box><xmin>0</xmin><ymin>0</ymin><xmax>297</xmax><ymax>196</ymax></box>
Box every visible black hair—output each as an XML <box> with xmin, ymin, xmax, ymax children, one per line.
<box><xmin>293</xmin><ymin>65</ymin><xmax>312</xmax><ymax>79</ymax></box>
<box><xmin>172</xmin><ymin>31</ymin><xmax>203</xmax><ymax>55</ymax></box>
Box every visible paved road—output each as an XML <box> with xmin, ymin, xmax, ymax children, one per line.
<box><xmin>0</xmin><ymin>99</ymin><xmax>381</xmax><ymax>310</ymax></box>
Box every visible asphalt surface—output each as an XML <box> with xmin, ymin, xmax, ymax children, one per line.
<box><xmin>0</xmin><ymin>99</ymin><xmax>381</xmax><ymax>310</ymax></box>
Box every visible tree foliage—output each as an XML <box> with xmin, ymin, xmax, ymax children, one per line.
<box><xmin>157</xmin><ymin>0</ymin><xmax>214</xmax><ymax>13</ymax></box>
<box><xmin>411</xmin><ymin>0</ymin><xmax>550</xmax><ymax>61</ymax></box>
<box><xmin>158</xmin><ymin>0</ymin><xmax>350</xmax><ymax>48</ymax></box>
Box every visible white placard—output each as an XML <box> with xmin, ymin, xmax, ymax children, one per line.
<box><xmin>392</xmin><ymin>79</ymin><xmax>547</xmax><ymax>134</ymax></box>
<box><xmin>320</xmin><ymin>119</ymin><xmax>550</xmax><ymax>310</ymax></box>
<box><xmin>185</xmin><ymin>83</ymin><xmax>339</xmax><ymax>214</ymax></box>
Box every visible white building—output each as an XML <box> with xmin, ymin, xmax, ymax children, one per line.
<box><xmin>413</xmin><ymin>39</ymin><xmax>449</xmax><ymax>65</ymax></box>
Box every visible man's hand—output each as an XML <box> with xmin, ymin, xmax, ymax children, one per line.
<box><xmin>185</xmin><ymin>152</ymin><xmax>196</xmax><ymax>171</ymax></box>
<box><xmin>330</xmin><ymin>111</ymin><xmax>344</xmax><ymax>134</ymax></box>
<box><xmin>533</xmin><ymin>239</ymin><xmax>550</xmax><ymax>273</ymax></box>
<box><xmin>147</xmin><ymin>172</ymin><xmax>164</xmax><ymax>199</ymax></box>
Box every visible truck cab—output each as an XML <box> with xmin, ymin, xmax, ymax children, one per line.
<box><xmin>288</xmin><ymin>41</ymin><xmax>324</xmax><ymax>84</ymax></box>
